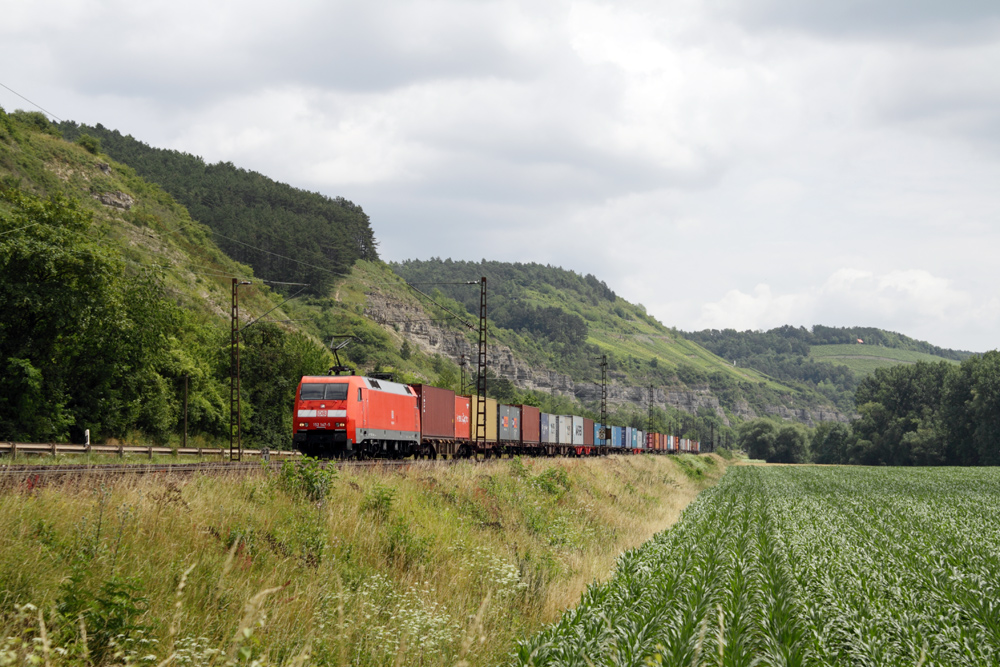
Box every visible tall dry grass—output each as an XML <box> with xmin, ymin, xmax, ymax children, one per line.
<box><xmin>0</xmin><ymin>454</ymin><xmax>726</xmax><ymax>666</ymax></box>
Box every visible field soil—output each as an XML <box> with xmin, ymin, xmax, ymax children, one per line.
<box><xmin>0</xmin><ymin>453</ymin><xmax>727</xmax><ymax>666</ymax></box>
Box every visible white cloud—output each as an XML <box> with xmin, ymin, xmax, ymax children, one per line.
<box><xmin>2</xmin><ymin>0</ymin><xmax>1000</xmax><ymax>351</ymax></box>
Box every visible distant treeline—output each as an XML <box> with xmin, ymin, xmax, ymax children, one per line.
<box><xmin>684</xmin><ymin>325</ymin><xmax>972</xmax><ymax>412</ymax></box>
<box><xmin>58</xmin><ymin>122</ymin><xmax>378</xmax><ymax>295</ymax></box>
<box><xmin>688</xmin><ymin>325</ymin><xmax>971</xmax><ymax>361</ymax></box>
<box><xmin>739</xmin><ymin>352</ymin><xmax>1000</xmax><ymax>466</ymax></box>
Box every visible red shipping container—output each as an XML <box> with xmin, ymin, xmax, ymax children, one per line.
<box><xmin>455</xmin><ymin>396</ymin><xmax>471</xmax><ymax>440</ymax></box>
<box><xmin>412</xmin><ymin>385</ymin><xmax>456</xmax><ymax>439</ymax></box>
<box><xmin>583</xmin><ymin>418</ymin><xmax>594</xmax><ymax>446</ymax></box>
<box><xmin>518</xmin><ymin>405</ymin><xmax>540</xmax><ymax>444</ymax></box>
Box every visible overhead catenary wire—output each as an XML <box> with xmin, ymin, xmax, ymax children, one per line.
<box><xmin>0</xmin><ymin>222</ymin><xmax>42</xmax><ymax>237</ymax></box>
<box><xmin>0</xmin><ymin>81</ymin><xmax>63</xmax><ymax>122</ymax></box>
<box><xmin>239</xmin><ymin>285</ymin><xmax>310</xmax><ymax>334</ymax></box>
<box><xmin>208</xmin><ymin>229</ymin><xmax>352</xmax><ymax>278</ymax></box>
<box><xmin>401</xmin><ymin>281</ymin><xmax>478</xmax><ymax>331</ymax></box>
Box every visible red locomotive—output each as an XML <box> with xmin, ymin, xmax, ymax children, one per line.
<box><xmin>293</xmin><ymin>375</ymin><xmax>420</xmax><ymax>458</ymax></box>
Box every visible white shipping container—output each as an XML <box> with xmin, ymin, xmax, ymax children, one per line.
<box><xmin>562</xmin><ymin>416</ymin><xmax>573</xmax><ymax>444</ymax></box>
<box><xmin>572</xmin><ymin>416</ymin><xmax>584</xmax><ymax>446</ymax></box>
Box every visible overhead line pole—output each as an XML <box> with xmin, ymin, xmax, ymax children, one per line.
<box><xmin>474</xmin><ymin>277</ymin><xmax>488</xmax><ymax>457</ymax></box>
<box><xmin>648</xmin><ymin>385</ymin><xmax>654</xmax><ymax>435</ymax></box>
<box><xmin>596</xmin><ymin>354</ymin><xmax>608</xmax><ymax>447</ymax></box>
<box><xmin>230</xmin><ymin>278</ymin><xmax>251</xmax><ymax>461</ymax></box>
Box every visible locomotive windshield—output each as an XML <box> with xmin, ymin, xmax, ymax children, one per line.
<box><xmin>300</xmin><ymin>383</ymin><xmax>348</xmax><ymax>401</ymax></box>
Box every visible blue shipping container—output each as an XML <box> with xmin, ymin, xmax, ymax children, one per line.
<box><xmin>540</xmin><ymin>413</ymin><xmax>550</xmax><ymax>444</ymax></box>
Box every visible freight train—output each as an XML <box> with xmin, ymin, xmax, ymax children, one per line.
<box><xmin>292</xmin><ymin>374</ymin><xmax>701</xmax><ymax>459</ymax></box>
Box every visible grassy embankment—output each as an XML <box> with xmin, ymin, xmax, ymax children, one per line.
<box><xmin>809</xmin><ymin>344</ymin><xmax>960</xmax><ymax>376</ymax></box>
<box><xmin>0</xmin><ymin>454</ymin><xmax>726</xmax><ymax>666</ymax></box>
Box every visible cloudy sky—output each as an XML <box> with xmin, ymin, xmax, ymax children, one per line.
<box><xmin>4</xmin><ymin>0</ymin><xmax>1000</xmax><ymax>351</ymax></box>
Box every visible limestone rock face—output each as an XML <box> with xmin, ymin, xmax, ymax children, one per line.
<box><xmin>94</xmin><ymin>191</ymin><xmax>135</xmax><ymax>210</ymax></box>
<box><xmin>364</xmin><ymin>292</ymin><xmax>848</xmax><ymax>426</ymax></box>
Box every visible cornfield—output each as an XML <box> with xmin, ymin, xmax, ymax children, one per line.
<box><xmin>516</xmin><ymin>466</ymin><xmax>1000</xmax><ymax>666</ymax></box>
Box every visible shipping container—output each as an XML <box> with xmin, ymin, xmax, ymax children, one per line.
<box><xmin>540</xmin><ymin>412</ymin><xmax>550</xmax><ymax>444</ymax></box>
<box><xmin>546</xmin><ymin>414</ymin><xmax>559</xmax><ymax>444</ymax></box>
<box><xmin>583</xmin><ymin>418</ymin><xmax>594</xmax><ymax>446</ymax></box>
<box><xmin>614</xmin><ymin>426</ymin><xmax>624</xmax><ymax>448</ymax></box>
<box><xmin>637</xmin><ymin>429</ymin><xmax>644</xmax><ymax>449</ymax></box>
<box><xmin>556</xmin><ymin>415</ymin><xmax>573</xmax><ymax>444</ymax></box>
<box><xmin>498</xmin><ymin>404</ymin><xmax>521</xmax><ymax>442</ymax></box>
<box><xmin>519</xmin><ymin>405</ymin><xmax>541</xmax><ymax>444</ymax></box>
<box><xmin>454</xmin><ymin>397</ymin><xmax>470</xmax><ymax>440</ymax></box>
<box><xmin>468</xmin><ymin>396</ymin><xmax>498</xmax><ymax>442</ymax></box>
<box><xmin>572</xmin><ymin>416</ymin><xmax>585</xmax><ymax>446</ymax></box>
<box><xmin>412</xmin><ymin>385</ymin><xmax>456</xmax><ymax>440</ymax></box>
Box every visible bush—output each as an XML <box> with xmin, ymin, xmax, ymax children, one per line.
<box><xmin>76</xmin><ymin>133</ymin><xmax>100</xmax><ymax>155</ymax></box>
<box><xmin>279</xmin><ymin>456</ymin><xmax>336</xmax><ymax>502</ymax></box>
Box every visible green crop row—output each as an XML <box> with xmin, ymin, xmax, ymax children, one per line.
<box><xmin>516</xmin><ymin>466</ymin><xmax>1000</xmax><ymax>666</ymax></box>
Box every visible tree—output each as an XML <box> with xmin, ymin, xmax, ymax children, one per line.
<box><xmin>738</xmin><ymin>419</ymin><xmax>777</xmax><ymax>461</ymax></box>
<box><xmin>811</xmin><ymin>421</ymin><xmax>852</xmax><ymax>464</ymax></box>
<box><xmin>772</xmin><ymin>423</ymin><xmax>809</xmax><ymax>463</ymax></box>
<box><xmin>0</xmin><ymin>187</ymin><xmax>179</xmax><ymax>441</ymax></box>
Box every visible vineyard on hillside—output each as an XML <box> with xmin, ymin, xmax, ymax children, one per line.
<box><xmin>516</xmin><ymin>465</ymin><xmax>1000</xmax><ymax>666</ymax></box>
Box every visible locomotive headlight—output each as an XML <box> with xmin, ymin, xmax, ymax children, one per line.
<box><xmin>336</xmin><ymin>422</ymin><xmax>345</xmax><ymax>427</ymax></box>
<box><xmin>298</xmin><ymin>422</ymin><xmax>307</xmax><ymax>428</ymax></box>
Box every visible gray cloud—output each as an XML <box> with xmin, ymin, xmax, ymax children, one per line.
<box><xmin>721</xmin><ymin>0</ymin><xmax>1000</xmax><ymax>43</ymax></box>
<box><xmin>3</xmin><ymin>0</ymin><xmax>1000</xmax><ymax>351</ymax></box>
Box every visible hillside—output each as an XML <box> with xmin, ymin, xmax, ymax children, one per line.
<box><xmin>388</xmin><ymin>259</ymin><xmax>846</xmax><ymax>430</ymax></box>
<box><xmin>809</xmin><ymin>344</ymin><xmax>962</xmax><ymax>376</ymax></box>
<box><xmin>57</xmin><ymin>121</ymin><xmax>378</xmax><ymax>295</ymax></box>
<box><xmin>684</xmin><ymin>325</ymin><xmax>972</xmax><ymax>412</ymax></box>
<box><xmin>0</xmin><ymin>109</ymin><xmax>334</xmax><ymax>446</ymax></box>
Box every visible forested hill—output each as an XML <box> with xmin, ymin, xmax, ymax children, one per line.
<box><xmin>389</xmin><ymin>259</ymin><xmax>848</xmax><ymax>421</ymax></box>
<box><xmin>58</xmin><ymin>121</ymin><xmax>378</xmax><ymax>295</ymax></box>
<box><xmin>683</xmin><ymin>326</ymin><xmax>973</xmax><ymax>411</ymax></box>
<box><xmin>686</xmin><ymin>325</ymin><xmax>971</xmax><ymax>361</ymax></box>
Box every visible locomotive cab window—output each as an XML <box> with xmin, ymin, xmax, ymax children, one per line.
<box><xmin>300</xmin><ymin>383</ymin><xmax>348</xmax><ymax>401</ymax></box>
<box><xmin>358</xmin><ymin>388</ymin><xmax>363</xmax><ymax>401</ymax></box>
<box><xmin>324</xmin><ymin>383</ymin><xmax>348</xmax><ymax>400</ymax></box>
<box><xmin>300</xmin><ymin>384</ymin><xmax>325</xmax><ymax>401</ymax></box>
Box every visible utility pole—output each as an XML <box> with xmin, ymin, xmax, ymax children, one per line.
<box><xmin>183</xmin><ymin>374</ymin><xmax>188</xmax><ymax>450</ymax></box>
<box><xmin>474</xmin><ymin>277</ymin><xmax>487</xmax><ymax>455</ymax></box>
<box><xmin>647</xmin><ymin>385</ymin><xmax>654</xmax><ymax>435</ymax></box>
<box><xmin>230</xmin><ymin>278</ymin><xmax>251</xmax><ymax>461</ymax></box>
<box><xmin>596</xmin><ymin>354</ymin><xmax>608</xmax><ymax>447</ymax></box>
<box><xmin>459</xmin><ymin>353</ymin><xmax>468</xmax><ymax>394</ymax></box>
